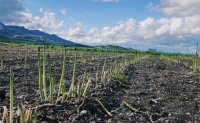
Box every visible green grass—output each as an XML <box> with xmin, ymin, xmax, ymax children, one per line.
<box><xmin>112</xmin><ymin>74</ymin><xmax>127</xmax><ymax>83</ymax></box>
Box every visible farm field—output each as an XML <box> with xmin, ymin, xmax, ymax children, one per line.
<box><xmin>0</xmin><ymin>45</ymin><xmax>200</xmax><ymax>123</ymax></box>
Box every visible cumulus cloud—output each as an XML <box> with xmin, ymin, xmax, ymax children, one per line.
<box><xmin>5</xmin><ymin>11</ymin><xmax>64</xmax><ymax>32</ymax></box>
<box><xmin>150</xmin><ymin>0</ymin><xmax>200</xmax><ymax>17</ymax></box>
<box><xmin>21</xmin><ymin>12</ymin><xmax>64</xmax><ymax>31</ymax></box>
<box><xmin>89</xmin><ymin>28</ymin><xmax>99</xmax><ymax>34</ymax></box>
<box><xmin>0</xmin><ymin>0</ymin><xmax>64</xmax><ymax>31</ymax></box>
<box><xmin>60</xmin><ymin>9</ymin><xmax>66</xmax><ymax>15</ymax></box>
<box><xmin>54</xmin><ymin>0</ymin><xmax>200</xmax><ymax>51</ymax></box>
<box><xmin>55</xmin><ymin>27</ymin><xmax>88</xmax><ymax>43</ymax></box>
<box><xmin>55</xmin><ymin>15</ymin><xmax>200</xmax><ymax>50</ymax></box>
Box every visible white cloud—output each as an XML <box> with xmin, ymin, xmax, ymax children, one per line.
<box><xmin>5</xmin><ymin>11</ymin><xmax>64</xmax><ymax>32</ymax></box>
<box><xmin>55</xmin><ymin>28</ymin><xmax>88</xmax><ymax>43</ymax></box>
<box><xmin>0</xmin><ymin>0</ymin><xmax>64</xmax><ymax>31</ymax></box>
<box><xmin>150</xmin><ymin>0</ymin><xmax>200</xmax><ymax>17</ymax></box>
<box><xmin>39</xmin><ymin>8</ymin><xmax>43</xmax><ymax>12</ymax></box>
<box><xmin>26</xmin><ymin>12</ymin><xmax>64</xmax><ymax>31</ymax></box>
<box><xmin>68</xmin><ymin>28</ymin><xmax>86</xmax><ymax>37</ymax></box>
<box><xmin>89</xmin><ymin>28</ymin><xmax>99</xmax><ymax>34</ymax></box>
<box><xmin>60</xmin><ymin>9</ymin><xmax>66</xmax><ymax>15</ymax></box>
<box><xmin>55</xmin><ymin>15</ymin><xmax>200</xmax><ymax>50</ymax></box>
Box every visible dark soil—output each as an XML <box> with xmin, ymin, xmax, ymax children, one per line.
<box><xmin>0</xmin><ymin>47</ymin><xmax>200</xmax><ymax>123</ymax></box>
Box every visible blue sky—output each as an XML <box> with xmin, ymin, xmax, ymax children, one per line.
<box><xmin>23</xmin><ymin>0</ymin><xmax>162</xmax><ymax>30</ymax></box>
<box><xmin>0</xmin><ymin>0</ymin><xmax>200</xmax><ymax>53</ymax></box>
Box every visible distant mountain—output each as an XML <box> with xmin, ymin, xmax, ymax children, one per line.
<box><xmin>0</xmin><ymin>22</ymin><xmax>139</xmax><ymax>51</ymax></box>
<box><xmin>94</xmin><ymin>45</ymin><xmax>138</xmax><ymax>51</ymax></box>
<box><xmin>0</xmin><ymin>22</ymin><xmax>78</xmax><ymax>46</ymax></box>
<box><xmin>0</xmin><ymin>22</ymin><xmax>5</xmax><ymax>29</ymax></box>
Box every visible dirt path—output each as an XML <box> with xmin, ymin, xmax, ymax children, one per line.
<box><xmin>117</xmin><ymin>56</ymin><xmax>200</xmax><ymax>123</ymax></box>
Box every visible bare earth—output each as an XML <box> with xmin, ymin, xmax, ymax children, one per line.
<box><xmin>0</xmin><ymin>49</ymin><xmax>200</xmax><ymax>122</ymax></box>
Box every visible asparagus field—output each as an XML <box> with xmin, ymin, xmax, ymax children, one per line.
<box><xmin>0</xmin><ymin>45</ymin><xmax>200</xmax><ymax>123</ymax></box>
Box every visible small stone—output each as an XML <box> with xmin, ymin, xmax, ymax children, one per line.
<box><xmin>98</xmin><ymin>84</ymin><xmax>103</xmax><ymax>88</ymax></box>
<box><xmin>186</xmin><ymin>112</ymin><xmax>191</xmax><ymax>116</ymax></box>
<box><xmin>13</xmin><ymin>107</ymin><xmax>18</xmax><ymax>110</ymax></box>
<box><xmin>80</xmin><ymin>110</ymin><xmax>87</xmax><ymax>115</ymax></box>
<box><xmin>111</xmin><ymin>110</ymin><xmax>118</xmax><ymax>114</ymax></box>
<box><xmin>126</xmin><ymin>111</ymin><xmax>133</xmax><ymax>116</ymax></box>
<box><xmin>120</xmin><ymin>103</ymin><xmax>124</xmax><ymax>107</ymax></box>
<box><xmin>107</xmin><ymin>118</ymin><xmax>112</xmax><ymax>123</ymax></box>
<box><xmin>18</xmin><ymin>95</ymin><xmax>25</xmax><ymax>99</ymax></box>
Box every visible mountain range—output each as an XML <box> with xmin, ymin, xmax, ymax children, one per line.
<box><xmin>0</xmin><ymin>21</ymin><xmax>79</xmax><ymax>46</ymax></box>
<box><xmin>0</xmin><ymin>22</ymin><xmax>139</xmax><ymax>51</ymax></box>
